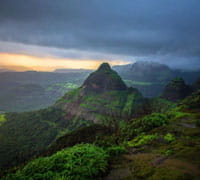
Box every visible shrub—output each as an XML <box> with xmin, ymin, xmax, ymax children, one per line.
<box><xmin>106</xmin><ymin>145</ymin><xmax>126</xmax><ymax>156</ymax></box>
<box><xmin>3</xmin><ymin>144</ymin><xmax>108</xmax><ymax>180</ymax></box>
<box><xmin>167</xmin><ymin>109</ymin><xmax>191</xmax><ymax>120</ymax></box>
<box><xmin>94</xmin><ymin>135</ymin><xmax>117</xmax><ymax>148</ymax></box>
<box><xmin>164</xmin><ymin>133</ymin><xmax>175</xmax><ymax>143</ymax></box>
<box><xmin>120</xmin><ymin>113</ymin><xmax>168</xmax><ymax>141</ymax></box>
<box><xmin>119</xmin><ymin>122</ymin><xmax>136</xmax><ymax>141</ymax></box>
<box><xmin>140</xmin><ymin>113</ymin><xmax>168</xmax><ymax>131</ymax></box>
<box><xmin>128</xmin><ymin>133</ymin><xmax>159</xmax><ymax>147</ymax></box>
<box><xmin>0</xmin><ymin>114</ymin><xmax>6</xmax><ymax>126</ymax></box>
<box><xmin>165</xmin><ymin>149</ymin><xmax>174</xmax><ymax>156</ymax></box>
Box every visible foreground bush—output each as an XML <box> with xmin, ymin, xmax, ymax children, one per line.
<box><xmin>128</xmin><ymin>133</ymin><xmax>159</xmax><ymax>147</ymax></box>
<box><xmin>121</xmin><ymin>113</ymin><xmax>168</xmax><ymax>140</ymax></box>
<box><xmin>140</xmin><ymin>113</ymin><xmax>168</xmax><ymax>131</ymax></box>
<box><xmin>3</xmin><ymin>144</ymin><xmax>108</xmax><ymax>180</ymax></box>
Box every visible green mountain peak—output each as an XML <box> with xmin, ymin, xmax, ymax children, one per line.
<box><xmin>82</xmin><ymin>62</ymin><xmax>127</xmax><ymax>93</ymax></box>
<box><xmin>97</xmin><ymin>62</ymin><xmax>111</xmax><ymax>71</ymax></box>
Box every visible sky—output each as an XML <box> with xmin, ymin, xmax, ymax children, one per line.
<box><xmin>0</xmin><ymin>0</ymin><xmax>200</xmax><ymax>71</ymax></box>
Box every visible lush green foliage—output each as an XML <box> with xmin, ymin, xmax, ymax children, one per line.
<box><xmin>106</xmin><ymin>145</ymin><xmax>126</xmax><ymax>156</ymax></box>
<box><xmin>168</xmin><ymin>108</ymin><xmax>192</xmax><ymax>120</ymax></box>
<box><xmin>128</xmin><ymin>133</ymin><xmax>159</xmax><ymax>147</ymax></box>
<box><xmin>3</xmin><ymin>144</ymin><xmax>108</xmax><ymax>180</ymax></box>
<box><xmin>140</xmin><ymin>113</ymin><xmax>168</xmax><ymax>131</ymax></box>
<box><xmin>47</xmin><ymin>124</ymin><xmax>112</xmax><ymax>155</ymax></box>
<box><xmin>164</xmin><ymin>133</ymin><xmax>175</xmax><ymax>142</ymax></box>
<box><xmin>121</xmin><ymin>113</ymin><xmax>168</xmax><ymax>140</ymax></box>
<box><xmin>0</xmin><ymin>114</ymin><xmax>6</xmax><ymax>126</ymax></box>
<box><xmin>0</xmin><ymin>107</ymin><xmax>66</xmax><ymax>170</ymax></box>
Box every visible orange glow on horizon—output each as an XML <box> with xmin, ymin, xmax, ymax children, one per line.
<box><xmin>0</xmin><ymin>53</ymin><xmax>129</xmax><ymax>71</ymax></box>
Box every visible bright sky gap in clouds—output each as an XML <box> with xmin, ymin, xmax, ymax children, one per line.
<box><xmin>0</xmin><ymin>53</ymin><xmax>128</xmax><ymax>71</ymax></box>
<box><xmin>0</xmin><ymin>0</ymin><xmax>200</xmax><ymax>70</ymax></box>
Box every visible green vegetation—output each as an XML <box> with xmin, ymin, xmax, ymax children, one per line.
<box><xmin>0</xmin><ymin>106</ymin><xmax>92</xmax><ymax>171</ymax></box>
<box><xmin>165</xmin><ymin>149</ymin><xmax>174</xmax><ymax>156</ymax></box>
<box><xmin>0</xmin><ymin>114</ymin><xmax>6</xmax><ymax>126</ymax></box>
<box><xmin>168</xmin><ymin>108</ymin><xmax>192</xmax><ymax>120</ymax></box>
<box><xmin>1</xmin><ymin>91</ymin><xmax>200</xmax><ymax>180</ymax></box>
<box><xmin>120</xmin><ymin>113</ymin><xmax>168</xmax><ymax>141</ymax></box>
<box><xmin>0</xmin><ymin>107</ymin><xmax>65</xmax><ymax>170</ymax></box>
<box><xmin>106</xmin><ymin>145</ymin><xmax>126</xmax><ymax>156</ymax></box>
<box><xmin>124</xmin><ymin>79</ymin><xmax>153</xmax><ymax>86</ymax></box>
<box><xmin>59</xmin><ymin>88</ymin><xmax>144</xmax><ymax>126</ymax></box>
<box><xmin>47</xmin><ymin>83</ymin><xmax>79</xmax><ymax>92</ymax></box>
<box><xmin>56</xmin><ymin>88</ymin><xmax>81</xmax><ymax>104</ymax></box>
<box><xmin>128</xmin><ymin>133</ymin><xmax>159</xmax><ymax>147</ymax></box>
<box><xmin>164</xmin><ymin>133</ymin><xmax>175</xmax><ymax>142</ymax></box>
<box><xmin>140</xmin><ymin>113</ymin><xmax>168</xmax><ymax>130</ymax></box>
<box><xmin>179</xmin><ymin>90</ymin><xmax>200</xmax><ymax>111</ymax></box>
<box><xmin>150</xmin><ymin>98</ymin><xmax>175</xmax><ymax>113</ymax></box>
<box><xmin>3</xmin><ymin>144</ymin><xmax>108</xmax><ymax>180</ymax></box>
<box><xmin>1</xmin><ymin>64</ymin><xmax>200</xmax><ymax>180</ymax></box>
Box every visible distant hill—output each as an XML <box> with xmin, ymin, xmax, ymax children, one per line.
<box><xmin>113</xmin><ymin>61</ymin><xmax>173</xmax><ymax>82</ymax></box>
<box><xmin>113</xmin><ymin>61</ymin><xmax>200</xmax><ymax>97</ymax></box>
<box><xmin>0</xmin><ymin>66</ymin><xmax>33</xmax><ymax>72</ymax></box>
<box><xmin>54</xmin><ymin>68</ymin><xmax>92</xmax><ymax>73</ymax></box>
<box><xmin>161</xmin><ymin>78</ymin><xmax>192</xmax><ymax>102</ymax></box>
<box><xmin>0</xmin><ymin>71</ymin><xmax>89</xmax><ymax>112</ymax></box>
<box><xmin>0</xmin><ymin>68</ymin><xmax>13</xmax><ymax>72</ymax></box>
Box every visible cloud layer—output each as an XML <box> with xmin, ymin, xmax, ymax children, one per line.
<box><xmin>0</xmin><ymin>0</ymin><xmax>200</xmax><ymax>69</ymax></box>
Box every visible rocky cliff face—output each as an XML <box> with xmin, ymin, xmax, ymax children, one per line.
<box><xmin>55</xmin><ymin>63</ymin><xmax>145</xmax><ymax>124</ymax></box>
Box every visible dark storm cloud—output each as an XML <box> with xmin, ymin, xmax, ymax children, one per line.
<box><xmin>0</xmin><ymin>0</ymin><xmax>200</xmax><ymax>69</ymax></box>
